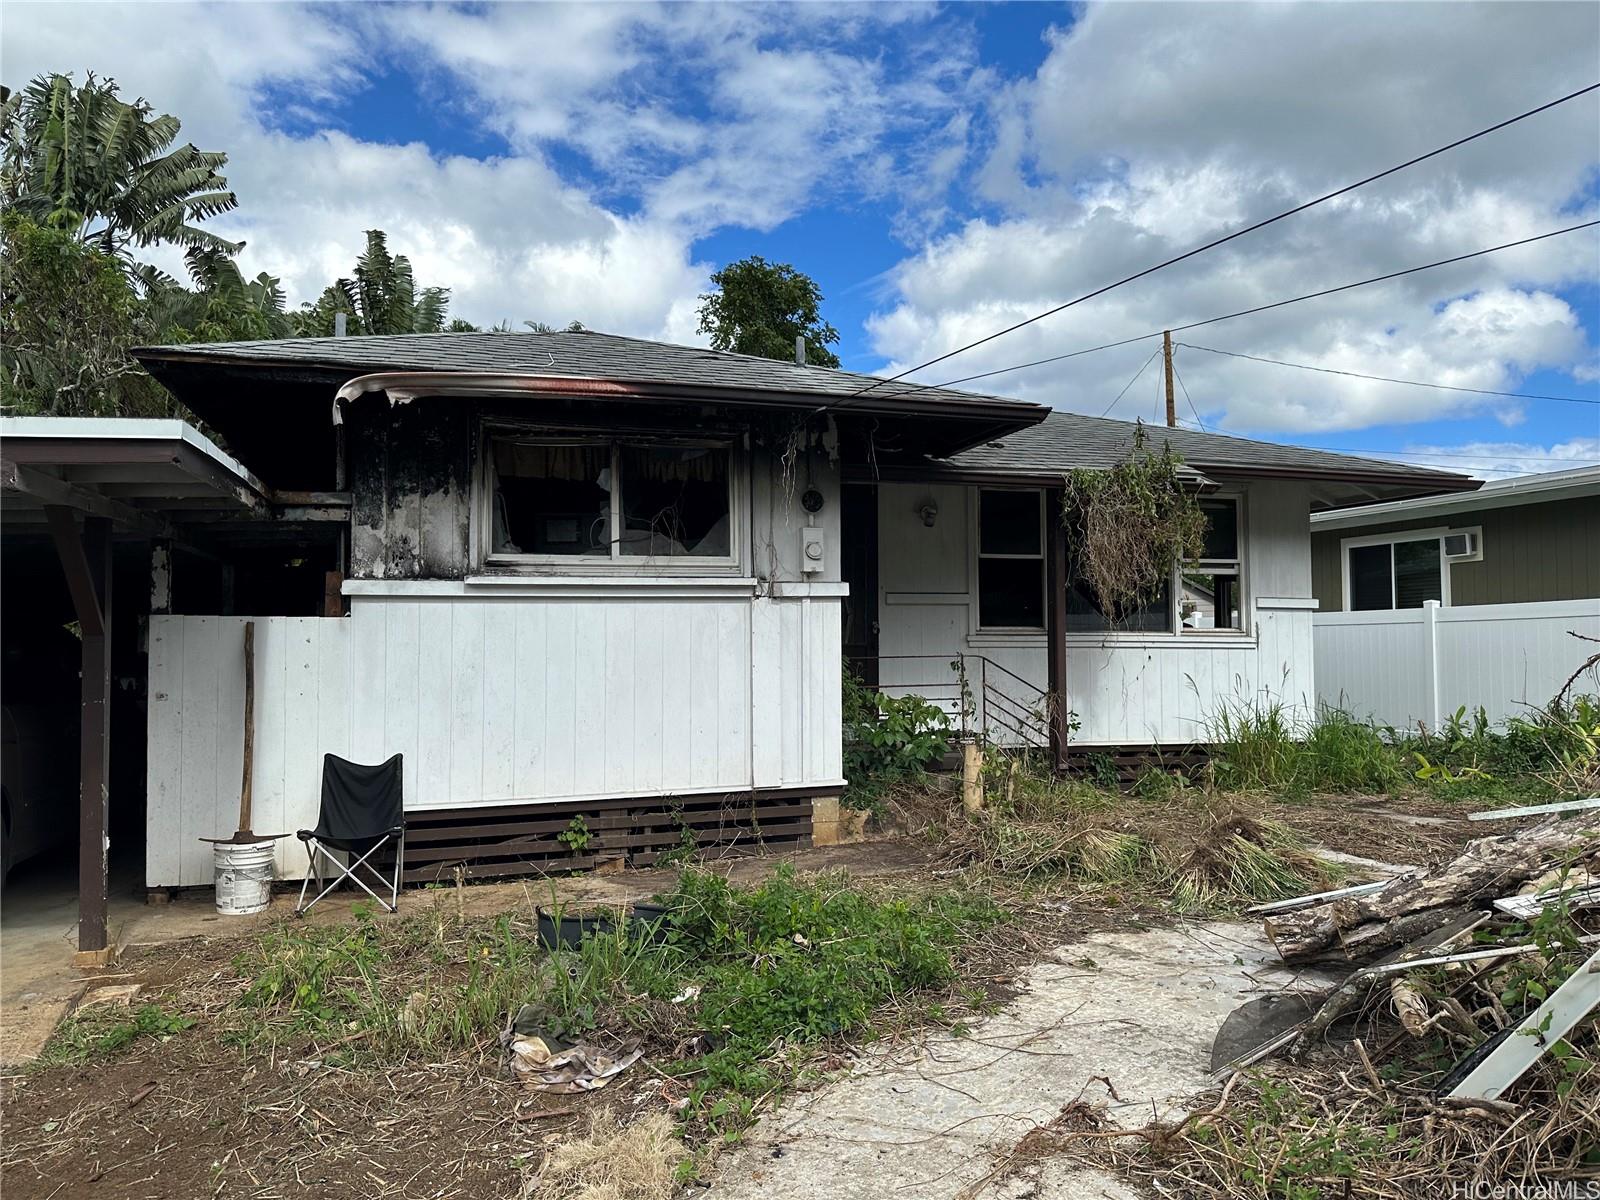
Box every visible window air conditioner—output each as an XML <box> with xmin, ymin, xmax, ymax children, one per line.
<box><xmin>1443</xmin><ymin>531</ymin><xmax>1479</xmax><ymax>559</ymax></box>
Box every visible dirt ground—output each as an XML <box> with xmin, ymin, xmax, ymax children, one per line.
<box><xmin>0</xmin><ymin>802</ymin><xmax>1484</xmax><ymax>1200</ymax></box>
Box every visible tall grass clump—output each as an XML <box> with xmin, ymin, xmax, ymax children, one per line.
<box><xmin>1209</xmin><ymin>701</ymin><xmax>1402</xmax><ymax>796</ymax></box>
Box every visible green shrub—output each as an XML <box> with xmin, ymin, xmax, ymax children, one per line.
<box><xmin>842</xmin><ymin>665</ymin><xmax>952</xmax><ymax>809</ymax></box>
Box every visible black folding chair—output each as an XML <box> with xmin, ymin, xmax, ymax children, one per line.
<box><xmin>295</xmin><ymin>753</ymin><xmax>405</xmax><ymax>916</ymax></box>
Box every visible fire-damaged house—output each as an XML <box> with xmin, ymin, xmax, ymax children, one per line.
<box><xmin>1</xmin><ymin>329</ymin><xmax>1478</xmax><ymax>955</ymax></box>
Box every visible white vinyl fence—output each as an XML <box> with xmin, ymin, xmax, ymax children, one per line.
<box><xmin>1314</xmin><ymin>598</ymin><xmax>1600</xmax><ymax>732</ymax></box>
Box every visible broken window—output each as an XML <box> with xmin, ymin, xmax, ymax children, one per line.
<box><xmin>489</xmin><ymin>437</ymin><xmax>733</xmax><ymax>562</ymax></box>
<box><xmin>976</xmin><ymin>489</ymin><xmax>1045</xmax><ymax>630</ymax></box>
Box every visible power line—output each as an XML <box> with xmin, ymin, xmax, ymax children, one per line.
<box><xmin>1171</xmin><ymin>359</ymin><xmax>1208</xmax><ymax>430</ymax></box>
<box><xmin>1299</xmin><ymin>447</ymin><xmax>1598</xmax><ymax>464</ymax></box>
<box><xmin>1102</xmin><ymin>348</ymin><xmax>1162</xmax><ymax>417</ymax></box>
<box><xmin>901</xmin><ymin>220</ymin><xmax>1598</xmax><ymax>396</ymax></box>
<box><xmin>836</xmin><ymin>81</ymin><xmax>1600</xmax><ymax>405</ymax></box>
<box><xmin>1175</xmin><ymin>342</ymin><xmax>1599</xmax><ymax>406</ymax></box>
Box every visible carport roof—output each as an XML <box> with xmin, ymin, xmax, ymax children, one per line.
<box><xmin>1</xmin><ymin>418</ymin><xmax>272</xmax><ymax>537</ymax></box>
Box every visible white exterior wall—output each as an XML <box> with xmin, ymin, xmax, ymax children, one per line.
<box><xmin>1315</xmin><ymin>598</ymin><xmax>1600</xmax><ymax>731</ymax></box>
<box><xmin>146</xmin><ymin>444</ymin><xmax>845</xmax><ymax>887</ymax></box>
<box><xmin>876</xmin><ymin>478</ymin><xmax>1318</xmax><ymax>746</ymax></box>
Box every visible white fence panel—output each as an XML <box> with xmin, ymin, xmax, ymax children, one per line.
<box><xmin>1314</xmin><ymin>599</ymin><xmax>1600</xmax><ymax>730</ymax></box>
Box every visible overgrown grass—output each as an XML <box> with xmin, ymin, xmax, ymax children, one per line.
<box><xmin>955</xmin><ymin>757</ymin><xmax>1338</xmax><ymax>912</ymax></box>
<box><xmin>1205</xmin><ymin>696</ymin><xmax>1597</xmax><ymax>803</ymax></box>
<box><xmin>220</xmin><ymin>870</ymin><xmax>1002</xmax><ymax>1146</ymax></box>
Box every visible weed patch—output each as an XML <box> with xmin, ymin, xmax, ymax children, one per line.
<box><xmin>38</xmin><ymin>1003</ymin><xmax>195</xmax><ymax>1068</ymax></box>
<box><xmin>217</xmin><ymin>867</ymin><xmax>1003</xmax><ymax>1149</ymax></box>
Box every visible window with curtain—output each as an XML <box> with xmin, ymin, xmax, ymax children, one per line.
<box><xmin>489</xmin><ymin>437</ymin><xmax>732</xmax><ymax>561</ymax></box>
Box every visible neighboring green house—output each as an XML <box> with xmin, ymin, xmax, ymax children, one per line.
<box><xmin>1310</xmin><ymin>465</ymin><xmax>1600</xmax><ymax>612</ymax></box>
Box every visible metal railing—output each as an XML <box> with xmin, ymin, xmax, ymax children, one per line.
<box><xmin>848</xmin><ymin>653</ymin><xmax>1056</xmax><ymax>753</ymax></box>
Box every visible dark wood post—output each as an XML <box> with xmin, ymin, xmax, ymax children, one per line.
<box><xmin>45</xmin><ymin>509</ymin><xmax>113</xmax><ymax>959</ymax></box>
<box><xmin>1046</xmin><ymin>488</ymin><xmax>1069</xmax><ymax>774</ymax></box>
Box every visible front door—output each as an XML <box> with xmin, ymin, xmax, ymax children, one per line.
<box><xmin>840</xmin><ymin>483</ymin><xmax>878</xmax><ymax>686</ymax></box>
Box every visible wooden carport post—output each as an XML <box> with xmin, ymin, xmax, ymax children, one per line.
<box><xmin>1046</xmin><ymin>487</ymin><xmax>1069</xmax><ymax>774</ymax></box>
<box><xmin>44</xmin><ymin>508</ymin><xmax>114</xmax><ymax>963</ymax></box>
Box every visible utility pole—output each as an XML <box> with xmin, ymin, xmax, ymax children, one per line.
<box><xmin>1162</xmin><ymin>330</ymin><xmax>1176</xmax><ymax>428</ymax></box>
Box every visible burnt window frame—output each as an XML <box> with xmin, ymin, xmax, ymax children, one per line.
<box><xmin>477</xmin><ymin>427</ymin><xmax>746</xmax><ymax>576</ymax></box>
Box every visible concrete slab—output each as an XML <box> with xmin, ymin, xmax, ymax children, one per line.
<box><xmin>706</xmin><ymin>922</ymin><xmax>1332</xmax><ymax>1200</ymax></box>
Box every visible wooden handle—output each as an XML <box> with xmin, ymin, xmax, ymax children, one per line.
<box><xmin>238</xmin><ymin>621</ymin><xmax>255</xmax><ymax>835</ymax></box>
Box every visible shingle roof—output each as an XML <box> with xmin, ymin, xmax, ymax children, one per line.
<box><xmin>134</xmin><ymin>328</ymin><xmax>1040</xmax><ymax>415</ymax></box>
<box><xmin>946</xmin><ymin>409</ymin><xmax>1474</xmax><ymax>486</ymax></box>
<box><xmin>136</xmin><ymin>328</ymin><xmax>1476</xmax><ymax>492</ymax></box>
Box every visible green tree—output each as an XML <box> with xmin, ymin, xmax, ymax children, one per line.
<box><xmin>0</xmin><ymin>212</ymin><xmax>170</xmax><ymax>416</ymax></box>
<box><xmin>142</xmin><ymin>248</ymin><xmax>293</xmax><ymax>344</ymax></box>
<box><xmin>294</xmin><ymin>230</ymin><xmax>452</xmax><ymax>335</ymax></box>
<box><xmin>0</xmin><ymin>73</ymin><xmax>240</xmax><ymax>264</ymax></box>
<box><xmin>697</xmin><ymin>255</ymin><xmax>841</xmax><ymax>368</ymax></box>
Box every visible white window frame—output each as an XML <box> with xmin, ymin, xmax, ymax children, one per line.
<box><xmin>1339</xmin><ymin>526</ymin><xmax>1461</xmax><ymax>610</ymax></box>
<box><xmin>1179</xmin><ymin>494</ymin><xmax>1248</xmax><ymax>635</ymax></box>
<box><xmin>971</xmin><ymin>487</ymin><xmax>1048</xmax><ymax>634</ymax></box>
<box><xmin>1063</xmin><ymin>490</ymin><xmax>1251</xmax><ymax>641</ymax></box>
<box><xmin>476</xmin><ymin>426</ymin><xmax>748</xmax><ymax>576</ymax></box>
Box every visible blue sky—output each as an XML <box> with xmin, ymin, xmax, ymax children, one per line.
<box><xmin>6</xmin><ymin>1</ymin><xmax>1598</xmax><ymax>477</ymax></box>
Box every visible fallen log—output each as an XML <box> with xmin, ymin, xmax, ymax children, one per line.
<box><xmin>1266</xmin><ymin>815</ymin><xmax>1600</xmax><ymax>963</ymax></box>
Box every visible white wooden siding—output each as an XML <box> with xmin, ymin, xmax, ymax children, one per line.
<box><xmin>1315</xmin><ymin>598</ymin><xmax>1600</xmax><ymax>730</ymax></box>
<box><xmin>875</xmin><ymin>479</ymin><xmax>1317</xmax><ymax>746</ymax></box>
<box><xmin>147</xmin><ymin>616</ymin><xmax>352</xmax><ymax>888</ymax></box>
<box><xmin>146</xmin><ymin>591</ymin><xmax>843</xmax><ymax>886</ymax></box>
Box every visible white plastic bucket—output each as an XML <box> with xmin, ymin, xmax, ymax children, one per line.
<box><xmin>214</xmin><ymin>840</ymin><xmax>276</xmax><ymax>915</ymax></box>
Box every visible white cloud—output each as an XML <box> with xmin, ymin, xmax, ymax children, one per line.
<box><xmin>868</xmin><ymin>1</ymin><xmax>1600</xmax><ymax>435</ymax></box>
<box><xmin>1367</xmin><ymin>437</ymin><xmax>1600</xmax><ymax>479</ymax></box>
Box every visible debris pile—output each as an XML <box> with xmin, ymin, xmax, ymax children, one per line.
<box><xmin>1242</xmin><ymin>802</ymin><xmax>1600</xmax><ymax>1091</ymax></box>
<box><xmin>1068</xmin><ymin>800</ymin><xmax>1600</xmax><ymax>1197</ymax></box>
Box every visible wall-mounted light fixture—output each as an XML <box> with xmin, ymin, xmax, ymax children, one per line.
<box><xmin>917</xmin><ymin>500</ymin><xmax>939</xmax><ymax>528</ymax></box>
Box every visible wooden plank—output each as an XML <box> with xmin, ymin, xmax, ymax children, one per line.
<box><xmin>414</xmin><ymin>600</ymin><xmax>453</xmax><ymax>806</ymax></box>
<box><xmin>178</xmin><ymin>617</ymin><xmax>221</xmax><ymax>885</ymax></box>
<box><xmin>448</xmin><ymin>602</ymin><xmax>485</xmax><ymax>804</ymax></box>
<box><xmin>481</xmin><ymin>601</ymin><xmax>517</xmax><ymax>800</ymax></box>
<box><xmin>254</xmin><ymin>619</ymin><xmax>288</xmax><ymax>864</ymax></box>
<box><xmin>383</xmin><ymin>601</ymin><xmax>421</xmax><ymax>795</ymax></box>
<box><xmin>512</xmin><ymin>602</ymin><xmax>547</xmax><ymax>800</ymax></box>
<box><xmin>145</xmin><ymin>618</ymin><xmax>184</xmax><ymax>888</ymax></box>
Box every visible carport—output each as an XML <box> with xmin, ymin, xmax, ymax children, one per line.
<box><xmin>0</xmin><ymin>418</ymin><xmax>329</xmax><ymax>961</ymax></box>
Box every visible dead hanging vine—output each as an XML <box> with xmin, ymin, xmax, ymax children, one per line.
<box><xmin>1059</xmin><ymin>422</ymin><xmax>1205</xmax><ymax>622</ymax></box>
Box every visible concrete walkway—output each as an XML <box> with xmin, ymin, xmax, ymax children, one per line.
<box><xmin>707</xmin><ymin>922</ymin><xmax>1329</xmax><ymax>1200</ymax></box>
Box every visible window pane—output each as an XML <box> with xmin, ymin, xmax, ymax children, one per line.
<box><xmin>1348</xmin><ymin>543</ymin><xmax>1393</xmax><ymax>610</ymax></box>
<box><xmin>1067</xmin><ymin>578</ymin><xmax>1172</xmax><ymax>632</ymax></box>
<box><xmin>492</xmin><ymin>442</ymin><xmax>610</xmax><ymax>555</ymax></box>
<box><xmin>1181</xmin><ymin>571</ymin><xmax>1242</xmax><ymax>630</ymax></box>
<box><xmin>1394</xmin><ymin>538</ymin><xmax>1442</xmax><ymax>608</ymax></box>
<box><xmin>1199</xmin><ymin>500</ymin><xmax>1239</xmax><ymax>561</ymax></box>
<box><xmin>979</xmin><ymin>558</ymin><xmax>1044</xmax><ymax>628</ymax></box>
<box><xmin>619</xmin><ymin>445</ymin><xmax>730</xmax><ymax>557</ymax></box>
<box><xmin>980</xmin><ymin>490</ymin><xmax>1042</xmax><ymax>555</ymax></box>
